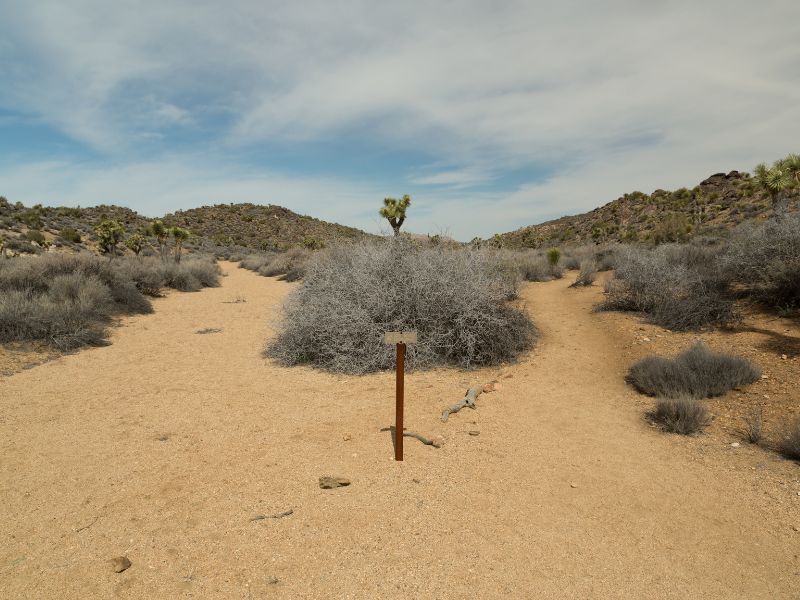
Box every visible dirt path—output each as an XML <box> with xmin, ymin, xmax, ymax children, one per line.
<box><xmin>1</xmin><ymin>262</ymin><xmax>797</xmax><ymax>599</ymax></box>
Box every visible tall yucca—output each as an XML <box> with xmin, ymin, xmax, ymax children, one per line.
<box><xmin>379</xmin><ymin>195</ymin><xmax>411</xmax><ymax>236</ymax></box>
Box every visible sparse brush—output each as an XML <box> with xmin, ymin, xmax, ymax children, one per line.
<box><xmin>266</xmin><ymin>239</ymin><xmax>536</xmax><ymax>374</ymax></box>
<box><xmin>599</xmin><ymin>244</ymin><xmax>737</xmax><ymax>330</ymax></box>
<box><xmin>778</xmin><ymin>419</ymin><xmax>800</xmax><ymax>460</ymax></box>
<box><xmin>627</xmin><ymin>342</ymin><xmax>761</xmax><ymax>399</ymax></box>
<box><xmin>652</xmin><ymin>397</ymin><xmax>712</xmax><ymax>435</ymax></box>
<box><xmin>742</xmin><ymin>404</ymin><xmax>764</xmax><ymax>444</ymax></box>
<box><xmin>0</xmin><ymin>252</ymin><xmax>219</xmax><ymax>350</ymax></box>
<box><xmin>722</xmin><ymin>213</ymin><xmax>800</xmax><ymax>309</ymax></box>
<box><xmin>570</xmin><ymin>260</ymin><xmax>597</xmax><ymax>287</ymax></box>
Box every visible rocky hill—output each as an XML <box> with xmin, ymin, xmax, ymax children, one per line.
<box><xmin>163</xmin><ymin>203</ymin><xmax>375</xmax><ymax>251</ymax></box>
<box><xmin>497</xmin><ymin>169</ymin><xmax>800</xmax><ymax>248</ymax></box>
<box><xmin>0</xmin><ymin>198</ymin><xmax>374</xmax><ymax>256</ymax></box>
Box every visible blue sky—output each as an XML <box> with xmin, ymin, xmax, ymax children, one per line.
<box><xmin>1</xmin><ymin>1</ymin><xmax>799</xmax><ymax>240</ymax></box>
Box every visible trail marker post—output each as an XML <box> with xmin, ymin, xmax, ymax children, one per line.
<box><xmin>383</xmin><ymin>331</ymin><xmax>418</xmax><ymax>461</ymax></box>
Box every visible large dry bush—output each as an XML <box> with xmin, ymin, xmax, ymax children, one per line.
<box><xmin>600</xmin><ymin>244</ymin><xmax>736</xmax><ymax>330</ymax></box>
<box><xmin>627</xmin><ymin>342</ymin><xmax>760</xmax><ymax>399</ymax></box>
<box><xmin>266</xmin><ymin>240</ymin><xmax>536</xmax><ymax>373</ymax></box>
<box><xmin>0</xmin><ymin>253</ymin><xmax>219</xmax><ymax>349</ymax></box>
<box><xmin>723</xmin><ymin>212</ymin><xmax>800</xmax><ymax>309</ymax></box>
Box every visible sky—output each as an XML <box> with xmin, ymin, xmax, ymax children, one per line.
<box><xmin>1</xmin><ymin>1</ymin><xmax>798</xmax><ymax>240</ymax></box>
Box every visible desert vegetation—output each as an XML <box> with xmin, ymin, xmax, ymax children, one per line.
<box><xmin>600</xmin><ymin>212</ymin><xmax>800</xmax><ymax>329</ymax></box>
<box><xmin>627</xmin><ymin>342</ymin><xmax>761</xmax><ymax>400</ymax></box>
<box><xmin>0</xmin><ymin>253</ymin><xmax>220</xmax><ymax>350</ymax></box>
<box><xmin>266</xmin><ymin>239</ymin><xmax>536</xmax><ymax>373</ymax></box>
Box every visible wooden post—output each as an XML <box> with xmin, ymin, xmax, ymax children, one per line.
<box><xmin>395</xmin><ymin>342</ymin><xmax>405</xmax><ymax>461</ymax></box>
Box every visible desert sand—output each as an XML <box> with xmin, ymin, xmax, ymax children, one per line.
<box><xmin>1</xmin><ymin>261</ymin><xmax>798</xmax><ymax>599</ymax></box>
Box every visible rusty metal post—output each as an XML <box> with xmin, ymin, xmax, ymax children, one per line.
<box><xmin>395</xmin><ymin>342</ymin><xmax>405</xmax><ymax>461</ymax></box>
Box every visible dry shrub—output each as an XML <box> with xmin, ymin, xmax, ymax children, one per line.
<box><xmin>652</xmin><ymin>397</ymin><xmax>712</xmax><ymax>435</ymax></box>
<box><xmin>723</xmin><ymin>213</ymin><xmax>800</xmax><ymax>309</ymax></box>
<box><xmin>742</xmin><ymin>404</ymin><xmax>764</xmax><ymax>444</ymax></box>
<box><xmin>266</xmin><ymin>240</ymin><xmax>536</xmax><ymax>373</ymax></box>
<box><xmin>778</xmin><ymin>419</ymin><xmax>800</xmax><ymax>460</ymax></box>
<box><xmin>600</xmin><ymin>244</ymin><xmax>736</xmax><ymax>330</ymax></box>
<box><xmin>570</xmin><ymin>259</ymin><xmax>597</xmax><ymax>287</ymax></box>
<box><xmin>239</xmin><ymin>248</ymin><xmax>310</xmax><ymax>280</ymax></box>
<box><xmin>0</xmin><ymin>253</ymin><xmax>219</xmax><ymax>349</ymax></box>
<box><xmin>512</xmin><ymin>251</ymin><xmax>565</xmax><ymax>282</ymax></box>
<box><xmin>627</xmin><ymin>342</ymin><xmax>760</xmax><ymax>399</ymax></box>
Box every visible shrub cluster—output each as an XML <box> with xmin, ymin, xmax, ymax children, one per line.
<box><xmin>266</xmin><ymin>240</ymin><xmax>536</xmax><ymax>373</ymax></box>
<box><xmin>779</xmin><ymin>419</ymin><xmax>800</xmax><ymax>461</ymax></box>
<box><xmin>0</xmin><ymin>253</ymin><xmax>220</xmax><ymax>349</ymax></box>
<box><xmin>627</xmin><ymin>342</ymin><xmax>761</xmax><ymax>399</ymax></box>
<box><xmin>601</xmin><ymin>213</ymin><xmax>800</xmax><ymax>329</ymax></box>
<box><xmin>722</xmin><ymin>212</ymin><xmax>800</xmax><ymax>309</ymax></box>
<box><xmin>239</xmin><ymin>247</ymin><xmax>311</xmax><ymax>281</ymax></box>
<box><xmin>600</xmin><ymin>244</ymin><xmax>736</xmax><ymax>330</ymax></box>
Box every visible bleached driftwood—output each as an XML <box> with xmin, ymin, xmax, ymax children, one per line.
<box><xmin>441</xmin><ymin>386</ymin><xmax>483</xmax><ymax>422</ymax></box>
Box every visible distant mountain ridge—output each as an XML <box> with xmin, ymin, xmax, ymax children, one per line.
<box><xmin>497</xmin><ymin>169</ymin><xmax>800</xmax><ymax>248</ymax></box>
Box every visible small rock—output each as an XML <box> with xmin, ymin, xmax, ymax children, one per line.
<box><xmin>342</xmin><ymin>433</ymin><xmax>351</xmax><ymax>441</ymax></box>
<box><xmin>570</xmin><ymin>483</ymin><xmax>578</xmax><ymax>489</ymax></box>
<box><xmin>641</xmin><ymin>337</ymin><xmax>651</xmax><ymax>342</ymax></box>
<box><xmin>110</xmin><ymin>556</ymin><xmax>131</xmax><ymax>573</ymax></box>
<box><xmin>468</xmin><ymin>430</ymin><xmax>480</xmax><ymax>436</ymax></box>
<box><xmin>430</xmin><ymin>436</ymin><xmax>444</xmax><ymax>448</ymax></box>
<box><xmin>791</xmin><ymin>524</ymin><xmax>799</xmax><ymax>532</ymax></box>
<box><xmin>412</xmin><ymin>478</ymin><xmax>421</xmax><ymax>484</ymax></box>
<box><xmin>319</xmin><ymin>476</ymin><xmax>350</xmax><ymax>489</ymax></box>
<box><xmin>730</xmin><ymin>442</ymin><xmax>740</xmax><ymax>448</ymax></box>
<box><xmin>761</xmin><ymin>374</ymin><xmax>769</xmax><ymax>379</ymax></box>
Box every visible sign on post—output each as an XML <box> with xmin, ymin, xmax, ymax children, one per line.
<box><xmin>384</xmin><ymin>331</ymin><xmax>417</xmax><ymax>461</ymax></box>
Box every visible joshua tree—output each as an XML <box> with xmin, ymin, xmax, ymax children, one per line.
<box><xmin>170</xmin><ymin>226</ymin><xmax>190</xmax><ymax>262</ymax></box>
<box><xmin>778</xmin><ymin>153</ymin><xmax>800</xmax><ymax>186</ymax></box>
<box><xmin>379</xmin><ymin>195</ymin><xmax>411</xmax><ymax>236</ymax></box>
<box><xmin>150</xmin><ymin>219</ymin><xmax>168</xmax><ymax>258</ymax></box>
<box><xmin>754</xmin><ymin>162</ymin><xmax>791</xmax><ymax>207</ymax></box>
<box><xmin>94</xmin><ymin>219</ymin><xmax>125</xmax><ymax>256</ymax></box>
<box><xmin>124</xmin><ymin>233</ymin><xmax>145</xmax><ymax>256</ymax></box>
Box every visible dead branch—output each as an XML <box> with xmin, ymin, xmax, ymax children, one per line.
<box><xmin>441</xmin><ymin>386</ymin><xmax>483</xmax><ymax>422</ymax></box>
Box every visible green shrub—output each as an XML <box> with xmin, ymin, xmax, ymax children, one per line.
<box><xmin>25</xmin><ymin>230</ymin><xmax>46</xmax><ymax>244</ymax></box>
<box><xmin>547</xmin><ymin>247</ymin><xmax>561</xmax><ymax>266</ymax></box>
<box><xmin>59</xmin><ymin>228</ymin><xmax>82</xmax><ymax>243</ymax></box>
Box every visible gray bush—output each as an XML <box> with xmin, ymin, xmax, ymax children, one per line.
<box><xmin>627</xmin><ymin>342</ymin><xmax>761</xmax><ymax>399</ymax></box>
<box><xmin>570</xmin><ymin>260</ymin><xmax>597</xmax><ymax>287</ymax></box>
<box><xmin>0</xmin><ymin>253</ymin><xmax>219</xmax><ymax>349</ymax></box>
<box><xmin>652</xmin><ymin>397</ymin><xmax>711</xmax><ymax>435</ymax></box>
<box><xmin>723</xmin><ymin>213</ymin><xmax>800</xmax><ymax>309</ymax></box>
<box><xmin>600</xmin><ymin>244</ymin><xmax>737</xmax><ymax>330</ymax></box>
<box><xmin>779</xmin><ymin>419</ymin><xmax>800</xmax><ymax>460</ymax></box>
<box><xmin>266</xmin><ymin>240</ymin><xmax>537</xmax><ymax>373</ymax></box>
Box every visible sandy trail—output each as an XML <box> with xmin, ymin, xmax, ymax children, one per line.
<box><xmin>1</xmin><ymin>262</ymin><xmax>797</xmax><ymax>599</ymax></box>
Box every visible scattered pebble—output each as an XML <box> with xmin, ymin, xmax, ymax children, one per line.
<box><xmin>110</xmin><ymin>556</ymin><xmax>132</xmax><ymax>573</ymax></box>
<box><xmin>342</xmin><ymin>433</ymin><xmax>352</xmax><ymax>441</ymax></box>
<box><xmin>570</xmin><ymin>483</ymin><xmax>578</xmax><ymax>489</ymax></box>
<box><xmin>319</xmin><ymin>476</ymin><xmax>351</xmax><ymax>489</ymax></box>
<box><xmin>641</xmin><ymin>337</ymin><xmax>651</xmax><ymax>342</ymax></box>
<box><xmin>781</xmin><ymin>354</ymin><xmax>787</xmax><ymax>360</ymax></box>
<box><xmin>412</xmin><ymin>478</ymin><xmax>421</xmax><ymax>484</ymax></box>
<box><xmin>468</xmin><ymin>430</ymin><xmax>480</xmax><ymax>436</ymax></box>
<box><xmin>731</xmin><ymin>442</ymin><xmax>740</xmax><ymax>448</ymax></box>
<box><xmin>761</xmin><ymin>374</ymin><xmax>769</xmax><ymax>379</ymax></box>
<box><xmin>251</xmin><ymin>509</ymin><xmax>293</xmax><ymax>521</ymax></box>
